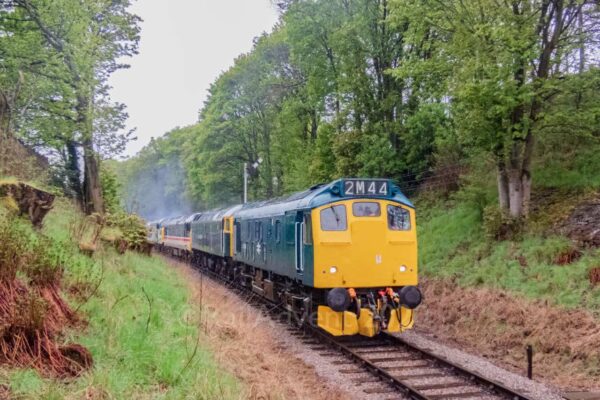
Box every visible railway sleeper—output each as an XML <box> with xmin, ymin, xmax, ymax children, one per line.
<box><xmin>165</xmin><ymin>250</ymin><xmax>534</xmax><ymax>400</ymax></box>
<box><xmin>427</xmin><ymin>391</ymin><xmax>486</xmax><ymax>400</ymax></box>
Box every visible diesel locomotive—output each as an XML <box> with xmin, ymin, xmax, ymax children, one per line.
<box><xmin>148</xmin><ymin>178</ymin><xmax>422</xmax><ymax>337</ymax></box>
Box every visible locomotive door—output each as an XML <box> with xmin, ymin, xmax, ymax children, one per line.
<box><xmin>295</xmin><ymin>211</ymin><xmax>312</xmax><ymax>274</ymax></box>
<box><xmin>222</xmin><ymin>218</ymin><xmax>231</xmax><ymax>257</ymax></box>
<box><xmin>301</xmin><ymin>211</ymin><xmax>313</xmax><ymax>278</ymax></box>
<box><xmin>234</xmin><ymin>221</ymin><xmax>241</xmax><ymax>255</ymax></box>
<box><xmin>294</xmin><ymin>212</ymin><xmax>304</xmax><ymax>273</ymax></box>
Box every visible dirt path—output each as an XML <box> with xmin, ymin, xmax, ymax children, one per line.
<box><xmin>168</xmin><ymin>259</ymin><xmax>353</xmax><ymax>400</ymax></box>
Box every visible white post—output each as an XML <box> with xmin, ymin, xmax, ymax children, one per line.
<box><xmin>243</xmin><ymin>162</ymin><xmax>248</xmax><ymax>204</ymax></box>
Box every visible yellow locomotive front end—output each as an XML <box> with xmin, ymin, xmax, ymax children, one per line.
<box><xmin>312</xmin><ymin>183</ymin><xmax>421</xmax><ymax>337</ymax></box>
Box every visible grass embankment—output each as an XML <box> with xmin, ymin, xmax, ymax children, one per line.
<box><xmin>417</xmin><ymin>147</ymin><xmax>600</xmax><ymax>313</ymax></box>
<box><xmin>1</xmin><ymin>200</ymin><xmax>240</xmax><ymax>399</ymax></box>
<box><xmin>416</xmin><ymin>201</ymin><xmax>600</xmax><ymax>387</ymax></box>
<box><xmin>418</xmin><ymin>204</ymin><xmax>600</xmax><ymax>312</ymax></box>
<box><xmin>414</xmin><ymin>153</ymin><xmax>600</xmax><ymax>388</ymax></box>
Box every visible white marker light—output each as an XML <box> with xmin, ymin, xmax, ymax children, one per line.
<box><xmin>330</xmin><ymin>267</ymin><xmax>337</xmax><ymax>274</ymax></box>
<box><xmin>399</xmin><ymin>265</ymin><xmax>407</xmax><ymax>272</ymax></box>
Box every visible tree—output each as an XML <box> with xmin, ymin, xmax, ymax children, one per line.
<box><xmin>285</xmin><ymin>0</ymin><xmax>441</xmax><ymax>182</ymax></box>
<box><xmin>185</xmin><ymin>31</ymin><xmax>304</xmax><ymax>205</ymax></box>
<box><xmin>392</xmin><ymin>0</ymin><xmax>600</xmax><ymax>217</ymax></box>
<box><xmin>7</xmin><ymin>0</ymin><xmax>140</xmax><ymax>213</ymax></box>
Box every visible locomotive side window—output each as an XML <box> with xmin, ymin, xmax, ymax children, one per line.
<box><xmin>245</xmin><ymin>221</ymin><xmax>250</xmax><ymax>240</ymax></box>
<box><xmin>254</xmin><ymin>221</ymin><xmax>260</xmax><ymax>240</ymax></box>
<box><xmin>303</xmin><ymin>214</ymin><xmax>313</xmax><ymax>244</ymax></box>
<box><xmin>387</xmin><ymin>205</ymin><xmax>411</xmax><ymax>230</ymax></box>
<box><xmin>275</xmin><ymin>220</ymin><xmax>281</xmax><ymax>243</ymax></box>
<box><xmin>320</xmin><ymin>205</ymin><xmax>347</xmax><ymax>231</ymax></box>
<box><xmin>352</xmin><ymin>202</ymin><xmax>381</xmax><ymax>217</ymax></box>
<box><xmin>285</xmin><ymin>214</ymin><xmax>295</xmax><ymax>244</ymax></box>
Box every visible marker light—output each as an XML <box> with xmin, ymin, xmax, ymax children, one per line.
<box><xmin>330</xmin><ymin>267</ymin><xmax>337</xmax><ymax>274</ymax></box>
<box><xmin>399</xmin><ymin>265</ymin><xmax>407</xmax><ymax>272</ymax></box>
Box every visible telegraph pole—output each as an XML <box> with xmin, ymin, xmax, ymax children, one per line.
<box><xmin>243</xmin><ymin>162</ymin><xmax>248</xmax><ymax>204</ymax></box>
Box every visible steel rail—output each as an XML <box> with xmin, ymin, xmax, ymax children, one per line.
<box><xmin>163</xmin><ymin>251</ymin><xmax>535</xmax><ymax>400</ymax></box>
<box><xmin>382</xmin><ymin>332</ymin><xmax>534</xmax><ymax>400</ymax></box>
<box><xmin>305</xmin><ymin>325</ymin><xmax>431</xmax><ymax>399</ymax></box>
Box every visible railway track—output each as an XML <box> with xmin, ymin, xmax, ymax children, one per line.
<box><xmin>174</xmin><ymin>253</ymin><xmax>536</xmax><ymax>400</ymax></box>
<box><xmin>301</xmin><ymin>327</ymin><xmax>533</xmax><ymax>400</ymax></box>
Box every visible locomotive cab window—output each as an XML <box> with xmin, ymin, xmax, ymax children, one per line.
<box><xmin>387</xmin><ymin>205</ymin><xmax>411</xmax><ymax>231</ymax></box>
<box><xmin>352</xmin><ymin>202</ymin><xmax>381</xmax><ymax>217</ymax></box>
<box><xmin>320</xmin><ymin>205</ymin><xmax>347</xmax><ymax>231</ymax></box>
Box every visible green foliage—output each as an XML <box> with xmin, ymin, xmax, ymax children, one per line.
<box><xmin>1</xmin><ymin>200</ymin><xmax>240</xmax><ymax>399</ymax></box>
<box><xmin>0</xmin><ymin>210</ymin><xmax>65</xmax><ymax>287</ymax></box>
<box><xmin>391</xmin><ymin>0</ymin><xmax>599</xmax><ymax>217</ymax></box>
<box><xmin>104</xmin><ymin>212</ymin><xmax>148</xmax><ymax>251</ymax></box>
<box><xmin>100</xmin><ymin>162</ymin><xmax>122</xmax><ymax>214</ymax></box>
<box><xmin>482</xmin><ymin>205</ymin><xmax>524</xmax><ymax>241</ymax></box>
<box><xmin>418</xmin><ymin>196</ymin><xmax>600</xmax><ymax>313</ymax></box>
<box><xmin>0</xmin><ymin>0</ymin><xmax>140</xmax><ymax>211</ymax></box>
<box><xmin>118</xmin><ymin>0</ymin><xmax>599</xmax><ymax>222</ymax></box>
<box><xmin>120</xmin><ymin>0</ymin><xmax>455</xmax><ymax>216</ymax></box>
<box><xmin>309</xmin><ymin>123</ymin><xmax>337</xmax><ymax>182</ymax></box>
<box><xmin>0</xmin><ymin>214</ymin><xmax>33</xmax><ymax>282</ymax></box>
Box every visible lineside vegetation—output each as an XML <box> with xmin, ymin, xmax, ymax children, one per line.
<box><xmin>117</xmin><ymin>0</ymin><xmax>600</xmax><ymax>314</ymax></box>
<box><xmin>0</xmin><ymin>199</ymin><xmax>240</xmax><ymax>399</ymax></box>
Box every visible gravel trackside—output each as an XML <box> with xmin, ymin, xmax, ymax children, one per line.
<box><xmin>396</xmin><ymin>330</ymin><xmax>565</xmax><ymax>400</ymax></box>
<box><xmin>169</xmin><ymin>258</ymin><xmax>566</xmax><ymax>400</ymax></box>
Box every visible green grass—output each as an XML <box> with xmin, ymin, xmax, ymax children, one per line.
<box><xmin>535</xmin><ymin>146</ymin><xmax>600</xmax><ymax>190</ymax></box>
<box><xmin>418</xmin><ymin>201</ymin><xmax>600</xmax><ymax>313</ymax></box>
<box><xmin>1</xmin><ymin>200</ymin><xmax>241</xmax><ymax>399</ymax></box>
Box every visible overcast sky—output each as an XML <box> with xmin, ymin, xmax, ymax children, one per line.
<box><xmin>108</xmin><ymin>0</ymin><xmax>279</xmax><ymax>157</ymax></box>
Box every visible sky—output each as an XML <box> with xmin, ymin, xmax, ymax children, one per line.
<box><xmin>108</xmin><ymin>0</ymin><xmax>280</xmax><ymax>157</ymax></box>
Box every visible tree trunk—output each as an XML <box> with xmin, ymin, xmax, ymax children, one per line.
<box><xmin>65</xmin><ymin>140</ymin><xmax>82</xmax><ymax>203</ymax></box>
<box><xmin>82</xmin><ymin>139</ymin><xmax>104</xmax><ymax>214</ymax></box>
<box><xmin>497</xmin><ymin>161</ymin><xmax>509</xmax><ymax>211</ymax></box>
<box><xmin>508</xmin><ymin>168</ymin><xmax>523</xmax><ymax>218</ymax></box>
<box><xmin>76</xmin><ymin>93</ymin><xmax>104</xmax><ymax>214</ymax></box>
<box><xmin>0</xmin><ymin>92</ymin><xmax>9</xmax><ymax>174</ymax></box>
<box><xmin>0</xmin><ymin>91</ymin><xmax>10</xmax><ymax>135</ymax></box>
<box><xmin>521</xmin><ymin>171</ymin><xmax>532</xmax><ymax>217</ymax></box>
<box><xmin>310</xmin><ymin>109</ymin><xmax>318</xmax><ymax>140</ymax></box>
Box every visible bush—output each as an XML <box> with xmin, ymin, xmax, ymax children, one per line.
<box><xmin>23</xmin><ymin>236</ymin><xmax>65</xmax><ymax>286</ymax></box>
<box><xmin>104</xmin><ymin>213</ymin><xmax>149</xmax><ymax>253</ymax></box>
<box><xmin>100</xmin><ymin>164</ymin><xmax>122</xmax><ymax>214</ymax></box>
<box><xmin>483</xmin><ymin>205</ymin><xmax>524</xmax><ymax>241</ymax></box>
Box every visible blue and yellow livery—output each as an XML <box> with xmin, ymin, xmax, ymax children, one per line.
<box><xmin>150</xmin><ymin>178</ymin><xmax>422</xmax><ymax>337</ymax></box>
